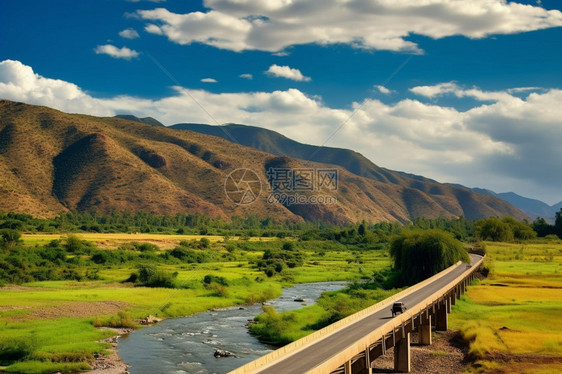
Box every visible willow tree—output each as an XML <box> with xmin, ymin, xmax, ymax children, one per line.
<box><xmin>390</xmin><ymin>229</ymin><xmax>470</xmax><ymax>285</ymax></box>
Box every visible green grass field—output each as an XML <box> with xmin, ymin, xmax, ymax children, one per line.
<box><xmin>0</xmin><ymin>235</ymin><xmax>390</xmax><ymax>374</ymax></box>
<box><xmin>450</xmin><ymin>239</ymin><xmax>562</xmax><ymax>373</ymax></box>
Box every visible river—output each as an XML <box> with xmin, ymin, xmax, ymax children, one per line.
<box><xmin>118</xmin><ymin>282</ymin><xmax>347</xmax><ymax>374</ymax></box>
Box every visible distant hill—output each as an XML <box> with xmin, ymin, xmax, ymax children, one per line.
<box><xmin>171</xmin><ymin>123</ymin><xmax>527</xmax><ymax>221</ymax></box>
<box><xmin>114</xmin><ymin>115</ymin><xmax>164</xmax><ymax>127</ymax></box>
<box><xmin>472</xmin><ymin>188</ymin><xmax>560</xmax><ymax>223</ymax></box>
<box><xmin>0</xmin><ymin>101</ymin><xmax>528</xmax><ymax>222</ymax></box>
<box><xmin>172</xmin><ymin>123</ymin><xmax>442</xmax><ymax>186</ymax></box>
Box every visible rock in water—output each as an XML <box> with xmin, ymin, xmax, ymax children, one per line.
<box><xmin>214</xmin><ymin>349</ymin><xmax>236</xmax><ymax>358</ymax></box>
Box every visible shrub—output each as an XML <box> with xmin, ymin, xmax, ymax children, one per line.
<box><xmin>203</xmin><ymin>274</ymin><xmax>229</xmax><ymax>286</ymax></box>
<box><xmin>0</xmin><ymin>229</ymin><xmax>21</xmax><ymax>249</ymax></box>
<box><xmin>131</xmin><ymin>264</ymin><xmax>177</xmax><ymax>288</ymax></box>
<box><xmin>199</xmin><ymin>238</ymin><xmax>211</xmax><ymax>248</ymax></box>
<box><xmin>0</xmin><ymin>336</ymin><xmax>36</xmax><ymax>364</ymax></box>
<box><xmin>390</xmin><ymin>229</ymin><xmax>470</xmax><ymax>285</ymax></box>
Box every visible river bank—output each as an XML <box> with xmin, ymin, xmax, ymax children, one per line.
<box><xmin>115</xmin><ymin>282</ymin><xmax>347</xmax><ymax>374</ymax></box>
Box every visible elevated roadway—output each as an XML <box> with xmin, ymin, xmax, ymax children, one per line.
<box><xmin>230</xmin><ymin>253</ymin><xmax>484</xmax><ymax>374</ymax></box>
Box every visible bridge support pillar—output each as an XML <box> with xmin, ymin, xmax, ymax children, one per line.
<box><xmin>451</xmin><ymin>291</ymin><xmax>456</xmax><ymax>306</ymax></box>
<box><xmin>394</xmin><ymin>332</ymin><xmax>411</xmax><ymax>373</ymax></box>
<box><xmin>344</xmin><ymin>359</ymin><xmax>352</xmax><ymax>374</ymax></box>
<box><xmin>418</xmin><ymin>315</ymin><xmax>432</xmax><ymax>345</ymax></box>
<box><xmin>436</xmin><ymin>299</ymin><xmax>448</xmax><ymax>331</ymax></box>
<box><xmin>447</xmin><ymin>296</ymin><xmax>452</xmax><ymax>313</ymax></box>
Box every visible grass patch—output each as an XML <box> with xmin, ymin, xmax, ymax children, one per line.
<box><xmin>450</xmin><ymin>241</ymin><xmax>562</xmax><ymax>372</ymax></box>
<box><xmin>3</xmin><ymin>361</ymin><xmax>90</xmax><ymax>374</ymax></box>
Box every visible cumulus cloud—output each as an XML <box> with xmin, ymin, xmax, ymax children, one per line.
<box><xmin>410</xmin><ymin>82</ymin><xmax>459</xmax><ymax>98</ymax></box>
<box><xmin>374</xmin><ymin>85</ymin><xmax>392</xmax><ymax>94</ymax></box>
<box><xmin>239</xmin><ymin>73</ymin><xmax>253</xmax><ymax>79</ymax></box>
<box><xmin>0</xmin><ymin>59</ymin><xmax>560</xmax><ymax>203</ymax></box>
<box><xmin>265</xmin><ymin>64</ymin><xmax>311</xmax><ymax>82</ymax></box>
<box><xmin>94</xmin><ymin>44</ymin><xmax>139</xmax><ymax>60</ymax></box>
<box><xmin>119</xmin><ymin>28</ymin><xmax>140</xmax><ymax>39</ymax></box>
<box><xmin>136</xmin><ymin>0</ymin><xmax>562</xmax><ymax>52</ymax></box>
<box><xmin>201</xmin><ymin>78</ymin><xmax>218</xmax><ymax>83</ymax></box>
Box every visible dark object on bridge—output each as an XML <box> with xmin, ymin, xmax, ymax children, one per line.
<box><xmin>214</xmin><ymin>349</ymin><xmax>236</xmax><ymax>358</ymax></box>
<box><xmin>391</xmin><ymin>301</ymin><xmax>407</xmax><ymax>317</ymax></box>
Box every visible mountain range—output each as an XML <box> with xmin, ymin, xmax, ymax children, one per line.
<box><xmin>471</xmin><ymin>188</ymin><xmax>561</xmax><ymax>224</ymax></box>
<box><xmin>0</xmin><ymin>100</ymin><xmax>527</xmax><ymax>223</ymax></box>
<box><xmin>171</xmin><ymin>123</ymin><xmax>560</xmax><ymax>222</ymax></box>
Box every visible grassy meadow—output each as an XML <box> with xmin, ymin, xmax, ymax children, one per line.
<box><xmin>0</xmin><ymin>233</ymin><xmax>390</xmax><ymax>374</ymax></box>
<box><xmin>450</xmin><ymin>239</ymin><xmax>562</xmax><ymax>373</ymax></box>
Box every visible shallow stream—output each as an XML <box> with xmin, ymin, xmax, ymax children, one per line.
<box><xmin>118</xmin><ymin>282</ymin><xmax>347</xmax><ymax>374</ymax></box>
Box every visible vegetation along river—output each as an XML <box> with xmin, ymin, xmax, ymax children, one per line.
<box><xmin>118</xmin><ymin>282</ymin><xmax>348</xmax><ymax>374</ymax></box>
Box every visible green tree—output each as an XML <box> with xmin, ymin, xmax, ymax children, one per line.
<box><xmin>502</xmin><ymin>217</ymin><xmax>537</xmax><ymax>240</ymax></box>
<box><xmin>390</xmin><ymin>229</ymin><xmax>470</xmax><ymax>285</ymax></box>
<box><xmin>555</xmin><ymin>209</ymin><xmax>562</xmax><ymax>238</ymax></box>
<box><xmin>532</xmin><ymin>217</ymin><xmax>554</xmax><ymax>237</ymax></box>
<box><xmin>0</xmin><ymin>229</ymin><xmax>21</xmax><ymax>249</ymax></box>
<box><xmin>476</xmin><ymin>217</ymin><xmax>514</xmax><ymax>242</ymax></box>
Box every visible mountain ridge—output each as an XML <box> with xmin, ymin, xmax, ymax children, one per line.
<box><xmin>0</xmin><ymin>100</ymin><xmax>527</xmax><ymax>223</ymax></box>
<box><xmin>472</xmin><ymin>188</ymin><xmax>560</xmax><ymax>223</ymax></box>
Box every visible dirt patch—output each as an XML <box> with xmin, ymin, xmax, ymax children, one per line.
<box><xmin>471</xmin><ymin>352</ymin><xmax>562</xmax><ymax>374</ymax></box>
<box><xmin>0</xmin><ymin>305</ymin><xmax>32</xmax><ymax>311</ymax></box>
<box><xmin>371</xmin><ymin>331</ymin><xmax>469</xmax><ymax>374</ymax></box>
<box><xmin>86</xmin><ymin>328</ymin><xmax>132</xmax><ymax>374</ymax></box>
<box><xmin>369</xmin><ymin>330</ymin><xmax>562</xmax><ymax>374</ymax></box>
<box><xmin>0</xmin><ymin>285</ymin><xmax>40</xmax><ymax>291</ymax></box>
<box><xmin>24</xmin><ymin>301</ymin><xmax>128</xmax><ymax>320</ymax></box>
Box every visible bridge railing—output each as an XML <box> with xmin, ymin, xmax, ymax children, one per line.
<box><xmin>304</xmin><ymin>255</ymin><xmax>485</xmax><ymax>373</ymax></box>
<box><xmin>229</xmin><ymin>255</ymin><xmax>483</xmax><ymax>374</ymax></box>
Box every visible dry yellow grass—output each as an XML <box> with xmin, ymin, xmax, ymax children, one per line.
<box><xmin>450</xmin><ymin>241</ymin><xmax>562</xmax><ymax>373</ymax></box>
<box><xmin>21</xmin><ymin>233</ymin><xmax>278</xmax><ymax>249</ymax></box>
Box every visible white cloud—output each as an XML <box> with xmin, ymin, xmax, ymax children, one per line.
<box><xmin>0</xmin><ymin>59</ymin><xmax>114</xmax><ymax>116</ymax></box>
<box><xmin>0</xmin><ymin>59</ymin><xmax>560</xmax><ymax>203</ymax></box>
<box><xmin>119</xmin><ymin>28</ymin><xmax>140</xmax><ymax>39</ymax></box>
<box><xmin>374</xmin><ymin>85</ymin><xmax>391</xmax><ymax>95</ymax></box>
<box><xmin>239</xmin><ymin>73</ymin><xmax>253</xmax><ymax>79</ymax></box>
<box><xmin>94</xmin><ymin>44</ymin><xmax>139</xmax><ymax>60</ymax></box>
<box><xmin>136</xmin><ymin>0</ymin><xmax>562</xmax><ymax>52</ymax></box>
<box><xmin>265</xmin><ymin>64</ymin><xmax>311</xmax><ymax>82</ymax></box>
<box><xmin>201</xmin><ymin>78</ymin><xmax>218</xmax><ymax>83</ymax></box>
<box><xmin>410</xmin><ymin>82</ymin><xmax>459</xmax><ymax>98</ymax></box>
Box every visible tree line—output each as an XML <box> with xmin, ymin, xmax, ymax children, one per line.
<box><xmin>1</xmin><ymin>210</ymin><xmax>561</xmax><ymax>242</ymax></box>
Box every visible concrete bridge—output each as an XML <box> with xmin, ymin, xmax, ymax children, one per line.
<box><xmin>229</xmin><ymin>253</ymin><xmax>484</xmax><ymax>374</ymax></box>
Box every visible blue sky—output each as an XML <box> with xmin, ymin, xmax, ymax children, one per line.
<box><xmin>0</xmin><ymin>0</ymin><xmax>561</xmax><ymax>205</ymax></box>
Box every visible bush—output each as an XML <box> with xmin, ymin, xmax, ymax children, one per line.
<box><xmin>390</xmin><ymin>229</ymin><xmax>470</xmax><ymax>285</ymax></box>
<box><xmin>105</xmin><ymin>311</ymin><xmax>135</xmax><ymax>328</ymax></box>
<box><xmin>0</xmin><ymin>229</ymin><xmax>21</xmax><ymax>249</ymax></box>
<box><xmin>64</xmin><ymin>235</ymin><xmax>91</xmax><ymax>253</ymax></box>
<box><xmin>132</xmin><ymin>264</ymin><xmax>177</xmax><ymax>288</ymax></box>
<box><xmin>203</xmin><ymin>274</ymin><xmax>229</xmax><ymax>286</ymax></box>
<box><xmin>257</xmin><ymin>245</ymin><xmax>304</xmax><ymax>276</ymax></box>
<box><xmin>0</xmin><ymin>337</ymin><xmax>36</xmax><ymax>364</ymax></box>
<box><xmin>169</xmin><ymin>247</ymin><xmax>209</xmax><ymax>263</ymax></box>
<box><xmin>199</xmin><ymin>237</ymin><xmax>211</xmax><ymax>248</ymax></box>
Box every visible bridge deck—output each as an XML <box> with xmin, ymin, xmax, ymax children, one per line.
<box><xmin>252</xmin><ymin>254</ymin><xmax>481</xmax><ymax>374</ymax></box>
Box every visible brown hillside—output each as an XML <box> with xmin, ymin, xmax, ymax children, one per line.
<box><xmin>0</xmin><ymin>100</ymin><xmax>527</xmax><ymax>223</ymax></box>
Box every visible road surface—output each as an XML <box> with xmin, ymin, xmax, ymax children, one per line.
<box><xmin>253</xmin><ymin>254</ymin><xmax>481</xmax><ymax>374</ymax></box>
